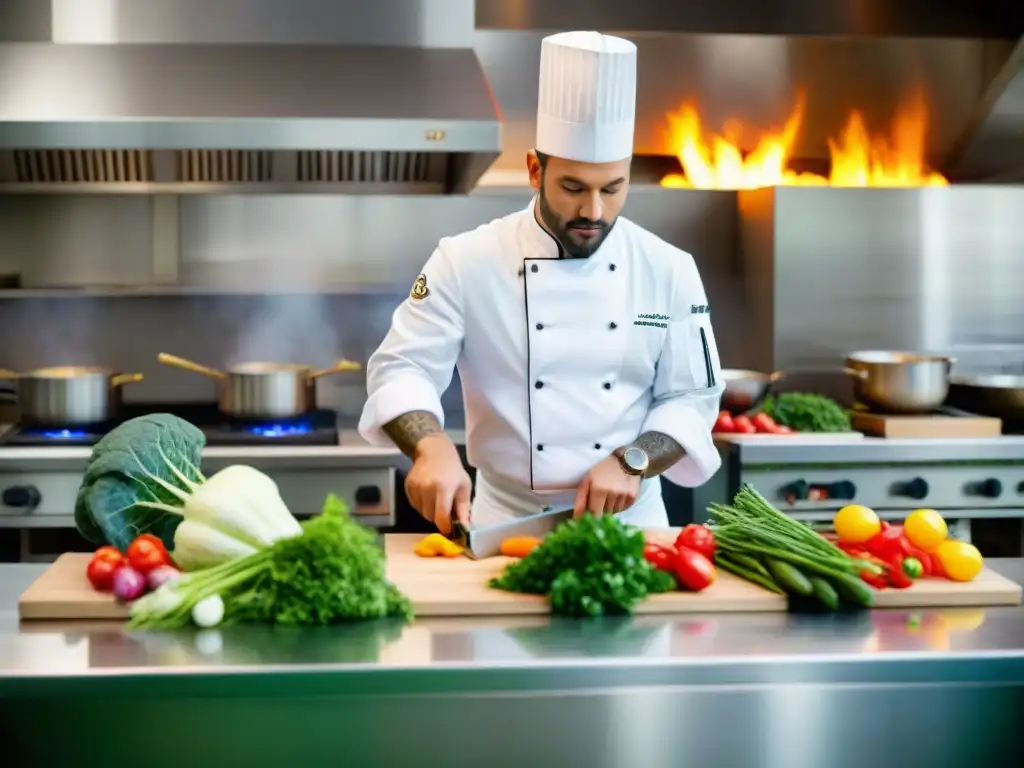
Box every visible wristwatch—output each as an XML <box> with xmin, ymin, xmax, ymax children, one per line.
<box><xmin>614</xmin><ymin>445</ymin><xmax>650</xmax><ymax>478</ymax></box>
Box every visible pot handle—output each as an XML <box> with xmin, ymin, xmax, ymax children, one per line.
<box><xmin>0</xmin><ymin>369</ymin><xmax>19</xmax><ymax>379</ymax></box>
<box><xmin>111</xmin><ymin>373</ymin><xmax>144</xmax><ymax>387</ymax></box>
<box><xmin>310</xmin><ymin>359</ymin><xmax>363</xmax><ymax>379</ymax></box>
<box><xmin>157</xmin><ymin>353</ymin><xmax>226</xmax><ymax>380</ymax></box>
<box><xmin>843</xmin><ymin>367</ymin><xmax>869</xmax><ymax>380</ymax></box>
<box><xmin>767</xmin><ymin>370</ymin><xmax>786</xmax><ymax>384</ymax></box>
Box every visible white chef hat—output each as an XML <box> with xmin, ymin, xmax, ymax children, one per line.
<box><xmin>535</xmin><ymin>31</ymin><xmax>638</xmax><ymax>164</ymax></box>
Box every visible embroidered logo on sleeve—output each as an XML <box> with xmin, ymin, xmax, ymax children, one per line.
<box><xmin>690</xmin><ymin>303</ymin><xmax>710</xmax><ymax>314</ymax></box>
<box><xmin>410</xmin><ymin>273</ymin><xmax>430</xmax><ymax>301</ymax></box>
<box><xmin>634</xmin><ymin>312</ymin><xmax>670</xmax><ymax>329</ymax></box>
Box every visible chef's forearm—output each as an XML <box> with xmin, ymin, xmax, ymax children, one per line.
<box><xmin>382</xmin><ymin>410</ymin><xmax>447</xmax><ymax>459</ymax></box>
<box><xmin>628</xmin><ymin>431</ymin><xmax>685</xmax><ymax>478</ymax></box>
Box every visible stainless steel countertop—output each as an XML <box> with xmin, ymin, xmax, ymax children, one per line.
<box><xmin>2</xmin><ymin>560</ymin><xmax>1024</xmax><ymax>691</ymax></box>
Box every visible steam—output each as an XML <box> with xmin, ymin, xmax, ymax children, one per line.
<box><xmin>0</xmin><ymin>298</ymin><xmax>99</xmax><ymax>369</ymax></box>
<box><xmin>229</xmin><ymin>294</ymin><xmax>340</xmax><ymax>367</ymax></box>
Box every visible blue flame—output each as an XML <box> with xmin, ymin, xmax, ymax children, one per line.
<box><xmin>244</xmin><ymin>421</ymin><xmax>314</xmax><ymax>438</ymax></box>
<box><xmin>27</xmin><ymin>428</ymin><xmax>92</xmax><ymax>440</ymax></box>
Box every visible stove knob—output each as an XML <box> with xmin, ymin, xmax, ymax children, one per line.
<box><xmin>1018</xmin><ymin>481</ymin><xmax>1024</xmax><ymax>495</ymax></box>
<box><xmin>824</xmin><ymin>481</ymin><xmax>856</xmax><ymax>501</ymax></box>
<box><xmin>355</xmin><ymin>485</ymin><xmax>382</xmax><ymax>505</ymax></box>
<box><xmin>2</xmin><ymin>485</ymin><xmax>41</xmax><ymax>508</ymax></box>
<box><xmin>780</xmin><ymin>480</ymin><xmax>809</xmax><ymax>503</ymax></box>
<box><xmin>894</xmin><ymin>477</ymin><xmax>929</xmax><ymax>501</ymax></box>
<box><xmin>967</xmin><ymin>478</ymin><xmax>1003</xmax><ymax>499</ymax></box>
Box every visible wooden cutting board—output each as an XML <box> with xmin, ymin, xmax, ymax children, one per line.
<box><xmin>18</xmin><ymin>535</ymin><xmax>1022</xmax><ymax>620</ymax></box>
<box><xmin>17</xmin><ymin>534</ymin><xmax>786</xmax><ymax>621</ymax></box>
<box><xmin>383</xmin><ymin>533</ymin><xmax>784</xmax><ymax>616</ymax></box>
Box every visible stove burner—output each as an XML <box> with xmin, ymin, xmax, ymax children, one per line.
<box><xmin>242</xmin><ymin>420</ymin><xmax>314</xmax><ymax>438</ymax></box>
<box><xmin>25</xmin><ymin>428</ymin><xmax>93</xmax><ymax>441</ymax></box>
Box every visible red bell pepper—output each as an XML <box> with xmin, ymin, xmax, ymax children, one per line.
<box><xmin>860</xmin><ymin>572</ymin><xmax>889</xmax><ymax>589</ymax></box>
<box><xmin>885</xmin><ymin>554</ymin><xmax>914</xmax><ymax>589</ymax></box>
<box><xmin>864</xmin><ymin>526</ymin><xmax>908</xmax><ymax>560</ymax></box>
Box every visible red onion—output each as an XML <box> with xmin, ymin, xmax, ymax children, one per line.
<box><xmin>146</xmin><ymin>565</ymin><xmax>181</xmax><ymax>591</ymax></box>
<box><xmin>112</xmin><ymin>566</ymin><xmax>146</xmax><ymax>602</ymax></box>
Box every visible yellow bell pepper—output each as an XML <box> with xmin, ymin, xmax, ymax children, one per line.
<box><xmin>414</xmin><ymin>533</ymin><xmax>464</xmax><ymax>558</ymax></box>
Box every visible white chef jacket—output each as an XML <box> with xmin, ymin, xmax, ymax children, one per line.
<box><xmin>359</xmin><ymin>200</ymin><xmax>724</xmax><ymax>528</ymax></box>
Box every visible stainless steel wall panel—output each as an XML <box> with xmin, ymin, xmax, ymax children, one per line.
<box><xmin>738</xmin><ymin>185</ymin><xmax>1024</xmax><ymax>398</ymax></box>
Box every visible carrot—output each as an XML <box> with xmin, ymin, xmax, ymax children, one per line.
<box><xmin>499</xmin><ymin>536</ymin><xmax>542</xmax><ymax>558</ymax></box>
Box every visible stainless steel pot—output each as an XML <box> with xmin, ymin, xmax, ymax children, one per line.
<box><xmin>720</xmin><ymin>369</ymin><xmax>785</xmax><ymax>415</ymax></box>
<box><xmin>844</xmin><ymin>351</ymin><xmax>954</xmax><ymax>414</ymax></box>
<box><xmin>158</xmin><ymin>353</ymin><xmax>361</xmax><ymax>420</ymax></box>
<box><xmin>0</xmin><ymin>366</ymin><xmax>144</xmax><ymax>426</ymax></box>
<box><xmin>947</xmin><ymin>374</ymin><xmax>1024</xmax><ymax>421</ymax></box>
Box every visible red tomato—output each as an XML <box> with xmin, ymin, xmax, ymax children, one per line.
<box><xmin>752</xmin><ymin>412</ymin><xmax>779</xmax><ymax>434</ymax></box>
<box><xmin>127</xmin><ymin>535</ymin><xmax>172</xmax><ymax>575</ymax></box>
<box><xmin>774</xmin><ymin>425</ymin><xmax>794</xmax><ymax>434</ymax></box>
<box><xmin>92</xmin><ymin>546</ymin><xmax>125</xmax><ymax>567</ymax></box>
<box><xmin>673</xmin><ymin>547</ymin><xmax>716</xmax><ymax>591</ymax></box>
<box><xmin>643</xmin><ymin>543</ymin><xmax>677</xmax><ymax>572</ymax></box>
<box><xmin>674</xmin><ymin>524</ymin><xmax>717</xmax><ymax>560</ymax></box>
<box><xmin>86</xmin><ymin>557</ymin><xmax>120</xmax><ymax>592</ymax></box>
<box><xmin>732</xmin><ymin>415</ymin><xmax>756</xmax><ymax>434</ymax></box>
<box><xmin>713</xmin><ymin>411</ymin><xmax>736</xmax><ymax>433</ymax></box>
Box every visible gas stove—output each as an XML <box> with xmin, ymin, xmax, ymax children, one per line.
<box><xmin>696</xmin><ymin>435</ymin><xmax>1024</xmax><ymax>558</ymax></box>
<box><xmin>0</xmin><ymin>402</ymin><xmax>341</xmax><ymax>447</ymax></box>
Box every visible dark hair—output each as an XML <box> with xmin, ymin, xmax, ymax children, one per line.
<box><xmin>535</xmin><ymin>150</ymin><xmax>550</xmax><ymax>170</ymax></box>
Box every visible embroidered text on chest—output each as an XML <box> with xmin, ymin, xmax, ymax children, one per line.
<box><xmin>634</xmin><ymin>312</ymin><xmax>670</xmax><ymax>329</ymax></box>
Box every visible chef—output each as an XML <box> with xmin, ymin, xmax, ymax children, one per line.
<box><xmin>359</xmin><ymin>31</ymin><xmax>724</xmax><ymax>532</ymax></box>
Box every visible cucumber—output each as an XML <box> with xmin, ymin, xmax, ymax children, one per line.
<box><xmin>808</xmin><ymin>576</ymin><xmax>840</xmax><ymax>611</ymax></box>
<box><xmin>715</xmin><ymin>553</ymin><xmax>784</xmax><ymax>595</ymax></box>
<box><xmin>765</xmin><ymin>558</ymin><xmax>814</xmax><ymax>597</ymax></box>
<box><xmin>831</xmin><ymin>572</ymin><xmax>875</xmax><ymax>608</ymax></box>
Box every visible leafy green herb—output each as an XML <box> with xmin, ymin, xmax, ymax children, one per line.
<box><xmin>75</xmin><ymin>414</ymin><xmax>206</xmax><ymax>551</ymax></box>
<box><xmin>762</xmin><ymin>393</ymin><xmax>850</xmax><ymax>433</ymax></box>
<box><xmin>127</xmin><ymin>494</ymin><xmax>412</xmax><ymax>629</ymax></box>
<box><xmin>489</xmin><ymin>515</ymin><xmax>675</xmax><ymax>617</ymax></box>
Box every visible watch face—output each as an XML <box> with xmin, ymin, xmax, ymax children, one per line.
<box><xmin>623</xmin><ymin>446</ymin><xmax>647</xmax><ymax>472</ymax></box>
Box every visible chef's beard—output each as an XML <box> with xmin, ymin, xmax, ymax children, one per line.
<box><xmin>538</xmin><ymin>188</ymin><xmax>615</xmax><ymax>259</ymax></box>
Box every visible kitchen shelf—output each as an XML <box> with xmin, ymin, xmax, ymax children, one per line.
<box><xmin>0</xmin><ymin>284</ymin><xmax>409</xmax><ymax>298</ymax></box>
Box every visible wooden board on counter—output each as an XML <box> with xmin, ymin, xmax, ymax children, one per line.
<box><xmin>18</xmin><ymin>536</ymin><xmax>1023</xmax><ymax>621</ymax></box>
<box><xmin>384</xmin><ymin>534</ymin><xmax>785</xmax><ymax>617</ymax></box>
<box><xmin>850</xmin><ymin>410</ymin><xmax>1002</xmax><ymax>438</ymax></box>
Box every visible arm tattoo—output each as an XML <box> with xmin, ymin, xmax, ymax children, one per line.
<box><xmin>383</xmin><ymin>410</ymin><xmax>443</xmax><ymax>459</ymax></box>
<box><xmin>631</xmin><ymin>431</ymin><xmax>686</xmax><ymax>478</ymax></box>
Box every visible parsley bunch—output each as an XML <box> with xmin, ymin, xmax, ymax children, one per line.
<box><xmin>489</xmin><ymin>514</ymin><xmax>676</xmax><ymax>617</ymax></box>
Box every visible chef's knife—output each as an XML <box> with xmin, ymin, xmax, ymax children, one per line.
<box><xmin>450</xmin><ymin>507</ymin><xmax>573</xmax><ymax>559</ymax></box>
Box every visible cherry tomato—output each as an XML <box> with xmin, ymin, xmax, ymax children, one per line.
<box><xmin>713</xmin><ymin>411</ymin><xmax>736</xmax><ymax>433</ymax></box>
<box><xmin>643</xmin><ymin>543</ymin><xmax>677</xmax><ymax>572</ymax></box>
<box><xmin>92</xmin><ymin>546</ymin><xmax>125</xmax><ymax>567</ymax></box>
<box><xmin>673</xmin><ymin>547</ymin><xmax>716</xmax><ymax>591</ymax></box>
<box><xmin>86</xmin><ymin>557</ymin><xmax>120</xmax><ymax>592</ymax></box>
<box><xmin>752</xmin><ymin>412</ymin><xmax>779</xmax><ymax>434</ymax></box>
<box><xmin>674</xmin><ymin>524</ymin><xmax>717</xmax><ymax>560</ymax></box>
<box><xmin>127</xmin><ymin>535</ymin><xmax>172</xmax><ymax>575</ymax></box>
<box><xmin>732</xmin><ymin>415</ymin><xmax>756</xmax><ymax>434</ymax></box>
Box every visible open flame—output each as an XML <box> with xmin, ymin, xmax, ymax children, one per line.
<box><xmin>660</xmin><ymin>90</ymin><xmax>948</xmax><ymax>189</ymax></box>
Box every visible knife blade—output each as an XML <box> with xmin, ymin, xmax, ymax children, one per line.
<box><xmin>451</xmin><ymin>507</ymin><xmax>574</xmax><ymax>559</ymax></box>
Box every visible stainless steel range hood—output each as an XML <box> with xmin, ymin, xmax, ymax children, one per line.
<box><xmin>0</xmin><ymin>43</ymin><xmax>502</xmax><ymax>194</ymax></box>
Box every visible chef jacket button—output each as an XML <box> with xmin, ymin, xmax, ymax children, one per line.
<box><xmin>594</xmin><ymin>443</ymin><xmax>602</xmax><ymax>450</ymax></box>
<box><xmin>609</xmin><ymin>322</ymin><xmax>617</xmax><ymax>330</ymax></box>
<box><xmin>603</xmin><ymin>382</ymin><xmax>612</xmax><ymax>390</ymax></box>
<box><xmin>536</xmin><ymin>323</ymin><xmax>544</xmax><ymax>330</ymax></box>
<box><xmin>531</xmin><ymin>264</ymin><xmax>539</xmax><ymax>273</ymax></box>
<box><xmin>535</xmin><ymin>381</ymin><xmax>544</xmax><ymax>389</ymax></box>
<box><xmin>537</xmin><ymin>444</ymin><xmax>544</xmax><ymax>451</ymax></box>
<box><xmin>609</xmin><ymin>264</ymin><xmax>617</xmax><ymax>271</ymax></box>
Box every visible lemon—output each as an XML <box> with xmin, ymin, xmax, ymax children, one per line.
<box><xmin>935</xmin><ymin>540</ymin><xmax>983</xmax><ymax>582</ymax></box>
<box><xmin>904</xmin><ymin>509</ymin><xmax>948</xmax><ymax>550</ymax></box>
<box><xmin>833</xmin><ymin>504</ymin><xmax>881</xmax><ymax>544</ymax></box>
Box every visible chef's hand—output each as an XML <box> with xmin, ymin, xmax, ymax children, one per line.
<box><xmin>406</xmin><ymin>434</ymin><xmax>472</xmax><ymax>535</ymax></box>
<box><xmin>573</xmin><ymin>455</ymin><xmax>642</xmax><ymax>517</ymax></box>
